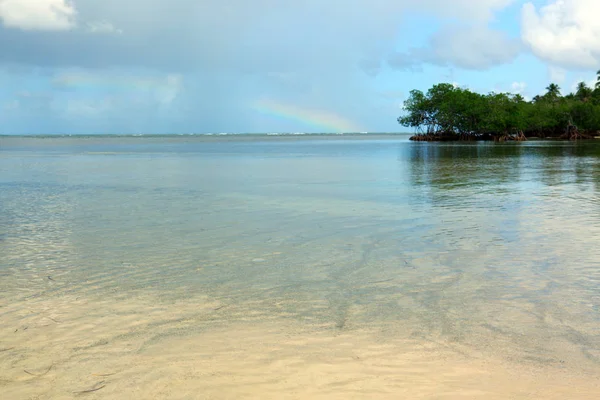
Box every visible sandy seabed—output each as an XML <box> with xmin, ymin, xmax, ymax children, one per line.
<box><xmin>1</xmin><ymin>291</ymin><xmax>599</xmax><ymax>400</ymax></box>
<box><xmin>3</xmin><ymin>137</ymin><xmax>600</xmax><ymax>399</ymax></box>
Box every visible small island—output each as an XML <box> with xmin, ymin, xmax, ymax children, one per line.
<box><xmin>398</xmin><ymin>71</ymin><xmax>600</xmax><ymax>141</ymax></box>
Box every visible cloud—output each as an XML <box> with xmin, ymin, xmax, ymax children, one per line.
<box><xmin>0</xmin><ymin>0</ymin><xmax>123</xmax><ymax>35</ymax></box>
<box><xmin>85</xmin><ymin>20</ymin><xmax>121</xmax><ymax>35</ymax></box>
<box><xmin>5</xmin><ymin>90</ymin><xmax>56</xmax><ymax>116</ymax></box>
<box><xmin>0</xmin><ymin>0</ymin><xmax>520</xmax><ymax>133</ymax></box>
<box><xmin>63</xmin><ymin>97</ymin><xmax>112</xmax><ymax>118</ymax></box>
<box><xmin>522</xmin><ymin>0</ymin><xmax>600</xmax><ymax>69</ymax></box>
<box><xmin>0</xmin><ymin>0</ymin><xmax>518</xmax><ymax>73</ymax></box>
<box><xmin>490</xmin><ymin>81</ymin><xmax>528</xmax><ymax>97</ymax></box>
<box><xmin>1</xmin><ymin>67</ymin><xmax>183</xmax><ymax>122</ymax></box>
<box><xmin>511</xmin><ymin>82</ymin><xmax>527</xmax><ymax>94</ymax></box>
<box><xmin>414</xmin><ymin>0</ymin><xmax>516</xmax><ymax>21</ymax></box>
<box><xmin>0</xmin><ymin>0</ymin><xmax>76</xmax><ymax>31</ymax></box>
<box><xmin>51</xmin><ymin>68</ymin><xmax>181</xmax><ymax>93</ymax></box>
<box><xmin>388</xmin><ymin>25</ymin><xmax>521</xmax><ymax>70</ymax></box>
<box><xmin>548</xmin><ymin>66</ymin><xmax>567</xmax><ymax>84</ymax></box>
<box><xmin>156</xmin><ymin>74</ymin><xmax>182</xmax><ymax>105</ymax></box>
<box><xmin>0</xmin><ymin>62</ymin><xmax>264</xmax><ymax>134</ymax></box>
<box><xmin>569</xmin><ymin>77</ymin><xmax>597</xmax><ymax>92</ymax></box>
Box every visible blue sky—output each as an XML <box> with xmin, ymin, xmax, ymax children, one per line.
<box><xmin>0</xmin><ymin>0</ymin><xmax>599</xmax><ymax>134</ymax></box>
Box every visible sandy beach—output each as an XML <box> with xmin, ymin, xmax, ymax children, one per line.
<box><xmin>1</xmin><ymin>287</ymin><xmax>599</xmax><ymax>399</ymax></box>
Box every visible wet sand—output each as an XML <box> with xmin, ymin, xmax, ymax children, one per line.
<box><xmin>1</xmin><ymin>289</ymin><xmax>599</xmax><ymax>399</ymax></box>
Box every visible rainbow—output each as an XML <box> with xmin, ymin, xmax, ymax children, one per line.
<box><xmin>252</xmin><ymin>99</ymin><xmax>363</xmax><ymax>133</ymax></box>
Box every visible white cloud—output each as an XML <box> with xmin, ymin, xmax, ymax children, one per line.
<box><xmin>64</xmin><ymin>97</ymin><xmax>112</xmax><ymax>117</ymax></box>
<box><xmin>522</xmin><ymin>0</ymin><xmax>600</xmax><ymax>69</ymax></box>
<box><xmin>85</xmin><ymin>20</ymin><xmax>121</xmax><ymax>35</ymax></box>
<box><xmin>155</xmin><ymin>74</ymin><xmax>182</xmax><ymax>105</ymax></box>
<box><xmin>570</xmin><ymin>77</ymin><xmax>596</xmax><ymax>92</ymax></box>
<box><xmin>511</xmin><ymin>82</ymin><xmax>527</xmax><ymax>94</ymax></box>
<box><xmin>491</xmin><ymin>81</ymin><xmax>527</xmax><ymax>96</ymax></box>
<box><xmin>0</xmin><ymin>0</ymin><xmax>76</xmax><ymax>31</ymax></box>
<box><xmin>548</xmin><ymin>66</ymin><xmax>567</xmax><ymax>84</ymax></box>
<box><xmin>0</xmin><ymin>0</ymin><xmax>123</xmax><ymax>35</ymax></box>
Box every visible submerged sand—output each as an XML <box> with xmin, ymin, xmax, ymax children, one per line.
<box><xmin>1</xmin><ymin>289</ymin><xmax>599</xmax><ymax>400</ymax></box>
<box><xmin>2</xmin><ymin>137</ymin><xmax>600</xmax><ymax>398</ymax></box>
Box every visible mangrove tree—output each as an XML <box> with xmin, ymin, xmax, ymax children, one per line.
<box><xmin>398</xmin><ymin>78</ymin><xmax>600</xmax><ymax>141</ymax></box>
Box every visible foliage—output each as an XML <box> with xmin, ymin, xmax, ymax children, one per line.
<box><xmin>398</xmin><ymin>81</ymin><xmax>600</xmax><ymax>141</ymax></box>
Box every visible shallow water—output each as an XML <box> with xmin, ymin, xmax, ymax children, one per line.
<box><xmin>1</xmin><ymin>135</ymin><xmax>600</xmax><ymax>399</ymax></box>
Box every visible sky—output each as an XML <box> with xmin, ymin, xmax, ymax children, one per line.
<box><xmin>1</xmin><ymin>0</ymin><xmax>600</xmax><ymax>134</ymax></box>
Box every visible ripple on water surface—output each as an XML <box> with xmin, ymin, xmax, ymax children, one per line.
<box><xmin>1</xmin><ymin>136</ymin><xmax>600</xmax><ymax>398</ymax></box>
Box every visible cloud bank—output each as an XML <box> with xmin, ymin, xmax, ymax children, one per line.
<box><xmin>389</xmin><ymin>25</ymin><xmax>522</xmax><ymax>70</ymax></box>
<box><xmin>0</xmin><ymin>0</ymin><xmax>76</xmax><ymax>31</ymax></box>
<box><xmin>0</xmin><ymin>0</ymin><xmax>517</xmax><ymax>72</ymax></box>
<box><xmin>6</xmin><ymin>0</ymin><xmax>599</xmax><ymax>134</ymax></box>
<box><xmin>522</xmin><ymin>0</ymin><xmax>600</xmax><ymax>69</ymax></box>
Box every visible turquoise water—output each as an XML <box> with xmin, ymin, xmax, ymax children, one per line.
<box><xmin>1</xmin><ymin>135</ymin><xmax>600</xmax><ymax>370</ymax></box>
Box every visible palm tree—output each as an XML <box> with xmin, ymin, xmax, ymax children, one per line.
<box><xmin>575</xmin><ymin>81</ymin><xmax>592</xmax><ymax>101</ymax></box>
<box><xmin>546</xmin><ymin>83</ymin><xmax>561</xmax><ymax>98</ymax></box>
<box><xmin>512</xmin><ymin>94</ymin><xmax>525</xmax><ymax>103</ymax></box>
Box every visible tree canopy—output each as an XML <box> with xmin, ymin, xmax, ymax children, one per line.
<box><xmin>398</xmin><ymin>80</ymin><xmax>600</xmax><ymax>141</ymax></box>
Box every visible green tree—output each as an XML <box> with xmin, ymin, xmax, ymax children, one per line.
<box><xmin>398</xmin><ymin>78</ymin><xmax>600</xmax><ymax>141</ymax></box>
<box><xmin>398</xmin><ymin>89</ymin><xmax>430</xmax><ymax>133</ymax></box>
<box><xmin>575</xmin><ymin>81</ymin><xmax>593</xmax><ymax>102</ymax></box>
<box><xmin>544</xmin><ymin>83</ymin><xmax>561</xmax><ymax>102</ymax></box>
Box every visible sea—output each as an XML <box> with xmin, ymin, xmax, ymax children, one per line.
<box><xmin>1</xmin><ymin>133</ymin><xmax>600</xmax><ymax>399</ymax></box>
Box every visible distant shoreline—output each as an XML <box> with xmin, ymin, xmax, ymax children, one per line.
<box><xmin>0</xmin><ymin>133</ymin><xmax>411</xmax><ymax>141</ymax></box>
<box><xmin>2</xmin><ymin>133</ymin><xmax>599</xmax><ymax>144</ymax></box>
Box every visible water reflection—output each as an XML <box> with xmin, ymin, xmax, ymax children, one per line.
<box><xmin>408</xmin><ymin>141</ymin><xmax>600</xmax><ymax>206</ymax></box>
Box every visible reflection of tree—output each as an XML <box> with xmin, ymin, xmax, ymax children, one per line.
<box><xmin>407</xmin><ymin>141</ymin><xmax>600</xmax><ymax>208</ymax></box>
<box><xmin>535</xmin><ymin>143</ymin><xmax>595</xmax><ymax>188</ymax></box>
<box><xmin>407</xmin><ymin>143</ymin><xmax>524</xmax><ymax>207</ymax></box>
<box><xmin>593</xmin><ymin>161</ymin><xmax>600</xmax><ymax>197</ymax></box>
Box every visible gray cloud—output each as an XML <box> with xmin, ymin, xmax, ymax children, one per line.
<box><xmin>0</xmin><ymin>1</ymin><xmax>387</xmax><ymax>73</ymax></box>
<box><xmin>0</xmin><ymin>0</ymin><xmax>519</xmax><ymax>73</ymax></box>
<box><xmin>0</xmin><ymin>0</ymin><xmax>521</xmax><ymax>134</ymax></box>
<box><xmin>388</xmin><ymin>25</ymin><xmax>522</xmax><ymax>70</ymax></box>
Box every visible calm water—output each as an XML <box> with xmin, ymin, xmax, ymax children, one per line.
<box><xmin>1</xmin><ymin>135</ymin><xmax>600</xmax><ymax>395</ymax></box>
